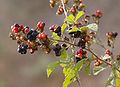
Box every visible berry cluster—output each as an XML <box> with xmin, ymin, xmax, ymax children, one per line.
<box><xmin>8</xmin><ymin>0</ymin><xmax>120</xmax><ymax>87</ymax></box>
<box><xmin>94</xmin><ymin>59</ymin><xmax>103</xmax><ymax>66</ymax></box>
<box><xmin>50</xmin><ymin>0</ymin><xmax>85</xmax><ymax>16</ymax></box>
<box><xmin>9</xmin><ymin>21</ymin><xmax>50</xmax><ymax>54</ymax></box>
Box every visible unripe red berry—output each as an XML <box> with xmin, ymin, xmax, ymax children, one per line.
<box><xmin>105</xmin><ymin>49</ymin><xmax>111</xmax><ymax>55</ymax></box>
<box><xmin>69</xmin><ymin>6</ymin><xmax>76</xmax><ymax>14</ymax></box>
<box><xmin>19</xmin><ymin>24</ymin><xmax>24</xmax><ymax>31</ymax></box>
<box><xmin>49</xmin><ymin>25</ymin><xmax>56</xmax><ymax>31</ymax></box>
<box><xmin>24</xmin><ymin>27</ymin><xmax>29</xmax><ymax>34</ymax></box>
<box><xmin>76</xmin><ymin>48</ymin><xmax>83</xmax><ymax>55</ymax></box>
<box><xmin>14</xmin><ymin>23</ymin><xmax>19</xmax><ymax>28</ymax></box>
<box><xmin>12</xmin><ymin>27</ymin><xmax>19</xmax><ymax>33</ymax></box>
<box><xmin>95</xmin><ymin>10</ymin><xmax>102</xmax><ymax>18</ymax></box>
<box><xmin>37</xmin><ymin>32</ymin><xmax>47</xmax><ymax>41</ymax></box>
<box><xmin>37</xmin><ymin>21</ymin><xmax>45</xmax><ymax>30</ymax></box>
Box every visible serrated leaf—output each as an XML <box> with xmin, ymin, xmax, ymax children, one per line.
<box><xmin>61</xmin><ymin>23</ymin><xmax>68</xmax><ymax>33</ymax></box>
<box><xmin>65</xmin><ymin>14</ymin><xmax>75</xmax><ymax>24</ymax></box>
<box><xmin>93</xmin><ymin>66</ymin><xmax>106</xmax><ymax>75</ymax></box>
<box><xmin>52</xmin><ymin>32</ymin><xmax>60</xmax><ymax>40</ymax></box>
<box><xmin>75</xmin><ymin>11</ymin><xmax>85</xmax><ymax>21</ymax></box>
<box><xmin>86</xmin><ymin>23</ymin><xmax>98</xmax><ymax>31</ymax></box>
<box><xmin>47</xmin><ymin>61</ymin><xmax>60</xmax><ymax>77</ymax></box>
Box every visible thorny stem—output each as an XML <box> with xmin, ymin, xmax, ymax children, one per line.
<box><xmin>61</xmin><ymin>0</ymin><xmax>67</xmax><ymax>18</ymax></box>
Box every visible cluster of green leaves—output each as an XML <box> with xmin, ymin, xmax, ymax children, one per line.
<box><xmin>47</xmin><ymin>10</ymin><xmax>120</xmax><ymax>87</ymax></box>
<box><xmin>65</xmin><ymin>11</ymin><xmax>98</xmax><ymax>33</ymax></box>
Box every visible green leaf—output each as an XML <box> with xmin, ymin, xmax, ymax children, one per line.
<box><xmin>75</xmin><ymin>11</ymin><xmax>85</xmax><ymax>21</ymax></box>
<box><xmin>80</xmin><ymin>26</ymin><xmax>89</xmax><ymax>32</ymax></box>
<box><xmin>63</xmin><ymin>59</ymin><xmax>84</xmax><ymax>87</ymax></box>
<box><xmin>68</xmin><ymin>27</ymin><xmax>79</xmax><ymax>33</ymax></box>
<box><xmin>63</xmin><ymin>66</ymin><xmax>73</xmax><ymax>77</ymax></box>
<box><xmin>74</xmin><ymin>59</ymin><xmax>84</xmax><ymax>71</ymax></box>
<box><xmin>116</xmin><ymin>78</ymin><xmax>120</xmax><ymax>87</ymax></box>
<box><xmin>86</xmin><ymin>23</ymin><xmax>98</xmax><ymax>31</ymax></box>
<box><xmin>93</xmin><ymin>66</ymin><xmax>106</xmax><ymax>75</ymax></box>
<box><xmin>117</xmin><ymin>60</ymin><xmax>120</xmax><ymax>66</ymax></box>
<box><xmin>52</xmin><ymin>32</ymin><xmax>60</xmax><ymax>40</ymax></box>
<box><xmin>63</xmin><ymin>69</ymin><xmax>76</xmax><ymax>87</ymax></box>
<box><xmin>60</xmin><ymin>49</ymin><xmax>68</xmax><ymax>59</ymax></box>
<box><xmin>65</xmin><ymin>14</ymin><xmax>75</xmax><ymax>24</ymax></box>
<box><xmin>61</xmin><ymin>23</ymin><xmax>68</xmax><ymax>33</ymax></box>
<box><xmin>84</xmin><ymin>62</ymin><xmax>91</xmax><ymax>75</ymax></box>
<box><xmin>47</xmin><ymin>61</ymin><xmax>60</xmax><ymax>77</ymax></box>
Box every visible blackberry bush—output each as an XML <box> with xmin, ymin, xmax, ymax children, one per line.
<box><xmin>9</xmin><ymin>0</ymin><xmax>120</xmax><ymax>87</ymax></box>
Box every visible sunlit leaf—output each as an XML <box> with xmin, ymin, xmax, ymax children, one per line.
<box><xmin>47</xmin><ymin>61</ymin><xmax>60</xmax><ymax>77</ymax></box>
<box><xmin>75</xmin><ymin>11</ymin><xmax>85</xmax><ymax>21</ymax></box>
<box><xmin>61</xmin><ymin>23</ymin><xmax>68</xmax><ymax>33</ymax></box>
<box><xmin>52</xmin><ymin>32</ymin><xmax>60</xmax><ymax>40</ymax></box>
<box><xmin>63</xmin><ymin>69</ymin><xmax>76</xmax><ymax>87</ymax></box>
<box><xmin>116</xmin><ymin>78</ymin><xmax>120</xmax><ymax>87</ymax></box>
<box><xmin>65</xmin><ymin>14</ymin><xmax>75</xmax><ymax>24</ymax></box>
<box><xmin>86</xmin><ymin>23</ymin><xmax>98</xmax><ymax>31</ymax></box>
<box><xmin>63</xmin><ymin>59</ymin><xmax>84</xmax><ymax>87</ymax></box>
<box><xmin>60</xmin><ymin>49</ymin><xmax>68</xmax><ymax>60</ymax></box>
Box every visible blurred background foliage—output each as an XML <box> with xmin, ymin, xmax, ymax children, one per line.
<box><xmin>0</xmin><ymin>0</ymin><xmax>120</xmax><ymax>87</ymax></box>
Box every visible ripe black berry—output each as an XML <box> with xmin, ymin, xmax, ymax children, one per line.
<box><xmin>17</xmin><ymin>44</ymin><xmax>28</xmax><ymax>54</ymax></box>
<box><xmin>77</xmin><ymin>38</ymin><xmax>86</xmax><ymax>49</ymax></box>
<box><xmin>75</xmin><ymin>57</ymin><xmax>81</xmax><ymax>63</ymax></box>
<box><xmin>27</xmin><ymin>29</ymin><xmax>38</xmax><ymax>41</ymax></box>
<box><xmin>53</xmin><ymin>44</ymin><xmax>61</xmax><ymax>56</ymax></box>
<box><xmin>54</xmin><ymin>26</ymin><xmax>61</xmax><ymax>36</ymax></box>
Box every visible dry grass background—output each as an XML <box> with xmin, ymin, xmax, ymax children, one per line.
<box><xmin>0</xmin><ymin>0</ymin><xmax>120</xmax><ymax>87</ymax></box>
